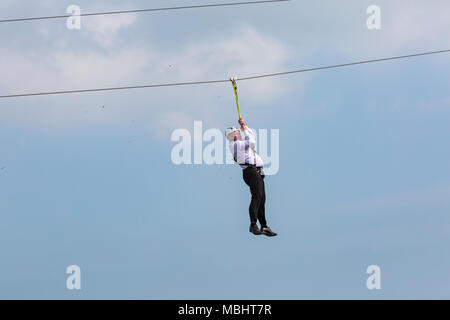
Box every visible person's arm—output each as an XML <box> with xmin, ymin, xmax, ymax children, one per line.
<box><xmin>238</xmin><ymin>118</ymin><xmax>256</xmax><ymax>148</ymax></box>
<box><xmin>238</xmin><ymin>118</ymin><xmax>247</xmax><ymax>131</ymax></box>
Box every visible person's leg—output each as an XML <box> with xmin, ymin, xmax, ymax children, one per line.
<box><xmin>257</xmin><ymin>176</ymin><xmax>267</xmax><ymax>228</ymax></box>
<box><xmin>243</xmin><ymin>168</ymin><xmax>264</xmax><ymax>226</ymax></box>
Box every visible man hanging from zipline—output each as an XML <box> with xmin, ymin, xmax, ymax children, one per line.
<box><xmin>226</xmin><ymin>78</ymin><xmax>277</xmax><ymax>237</ymax></box>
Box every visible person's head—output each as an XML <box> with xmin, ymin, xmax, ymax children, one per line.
<box><xmin>225</xmin><ymin>126</ymin><xmax>241</xmax><ymax>142</ymax></box>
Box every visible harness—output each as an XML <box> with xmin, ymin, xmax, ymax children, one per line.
<box><xmin>232</xmin><ymin>135</ymin><xmax>258</xmax><ymax>167</ymax></box>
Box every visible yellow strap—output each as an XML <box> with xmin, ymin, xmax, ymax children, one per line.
<box><xmin>232</xmin><ymin>81</ymin><xmax>241</xmax><ymax>119</ymax></box>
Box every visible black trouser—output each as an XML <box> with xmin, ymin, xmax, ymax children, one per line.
<box><xmin>242</xmin><ymin>166</ymin><xmax>267</xmax><ymax>228</ymax></box>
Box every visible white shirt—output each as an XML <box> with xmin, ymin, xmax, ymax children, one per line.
<box><xmin>229</xmin><ymin>128</ymin><xmax>264</xmax><ymax>169</ymax></box>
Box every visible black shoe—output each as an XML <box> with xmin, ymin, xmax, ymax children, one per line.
<box><xmin>261</xmin><ymin>227</ymin><xmax>277</xmax><ymax>237</ymax></box>
<box><xmin>249</xmin><ymin>224</ymin><xmax>262</xmax><ymax>235</ymax></box>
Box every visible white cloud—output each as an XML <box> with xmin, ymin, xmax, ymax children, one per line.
<box><xmin>156</xmin><ymin>26</ymin><xmax>293</xmax><ymax>101</ymax></box>
<box><xmin>0</xmin><ymin>26</ymin><xmax>293</xmax><ymax>136</ymax></box>
<box><xmin>386</xmin><ymin>1</ymin><xmax>450</xmax><ymax>49</ymax></box>
<box><xmin>83</xmin><ymin>13</ymin><xmax>137</xmax><ymax>47</ymax></box>
<box><xmin>52</xmin><ymin>49</ymin><xmax>151</xmax><ymax>87</ymax></box>
<box><xmin>7</xmin><ymin>0</ymin><xmax>449</xmax><ymax>136</ymax></box>
<box><xmin>0</xmin><ymin>48</ymin><xmax>151</xmax><ymax>91</ymax></box>
<box><xmin>331</xmin><ymin>1</ymin><xmax>450</xmax><ymax>57</ymax></box>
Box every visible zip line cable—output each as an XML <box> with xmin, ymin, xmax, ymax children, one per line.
<box><xmin>236</xmin><ymin>49</ymin><xmax>450</xmax><ymax>81</ymax></box>
<box><xmin>0</xmin><ymin>49</ymin><xmax>449</xmax><ymax>99</ymax></box>
<box><xmin>0</xmin><ymin>0</ymin><xmax>290</xmax><ymax>23</ymax></box>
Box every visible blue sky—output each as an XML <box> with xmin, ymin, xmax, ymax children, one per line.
<box><xmin>1</xmin><ymin>0</ymin><xmax>450</xmax><ymax>299</ymax></box>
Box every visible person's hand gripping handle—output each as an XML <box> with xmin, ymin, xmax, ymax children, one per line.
<box><xmin>238</xmin><ymin>117</ymin><xmax>247</xmax><ymax>131</ymax></box>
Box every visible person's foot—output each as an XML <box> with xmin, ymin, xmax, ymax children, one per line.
<box><xmin>249</xmin><ymin>224</ymin><xmax>262</xmax><ymax>235</ymax></box>
<box><xmin>261</xmin><ymin>226</ymin><xmax>277</xmax><ymax>237</ymax></box>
